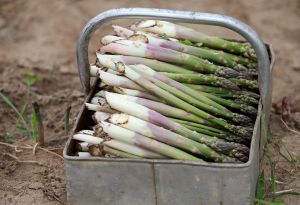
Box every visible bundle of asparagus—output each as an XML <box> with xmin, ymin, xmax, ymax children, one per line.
<box><xmin>73</xmin><ymin>20</ymin><xmax>260</xmax><ymax>163</ymax></box>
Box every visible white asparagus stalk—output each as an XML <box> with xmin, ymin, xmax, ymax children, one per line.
<box><xmin>73</xmin><ymin>133</ymin><xmax>103</xmax><ymax>144</ymax></box>
<box><xmin>96</xmin><ymin>69</ymin><xmax>145</xmax><ymax>91</ymax></box>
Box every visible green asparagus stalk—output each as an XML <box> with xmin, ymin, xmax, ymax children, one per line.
<box><xmin>170</xmin><ymin>118</ymin><xmax>225</xmax><ymax>134</ymax></box>
<box><xmin>104</xmin><ymin>87</ymin><xmax>250</xmax><ymax>162</ymax></box>
<box><xmin>100</xmin><ymin>39</ymin><xmax>243</xmax><ymax>78</ymax></box>
<box><xmin>97</xmin><ymin>53</ymin><xmax>194</xmax><ymax>74</ymax></box>
<box><xmin>230</xmin><ymin>78</ymin><xmax>259</xmax><ymax>90</ymax></box>
<box><xmin>129</xmin><ymin>65</ymin><xmax>252</xmax><ymax>124</ymax></box>
<box><xmin>198</xmin><ymin>92</ymin><xmax>258</xmax><ymax>115</ymax></box>
<box><xmin>184</xmin><ymin>84</ymin><xmax>260</xmax><ymax>98</ymax></box>
<box><xmin>170</xmin><ymin>118</ymin><xmax>250</xmax><ymax>144</ymax></box>
<box><xmin>104</xmin><ymin>139</ymin><xmax>166</xmax><ymax>159</ymax></box>
<box><xmin>131</xmin><ymin>20</ymin><xmax>256</xmax><ymax>59</ymax></box>
<box><xmin>112</xmin><ymin>86</ymin><xmax>161</xmax><ymax>102</ymax></box>
<box><xmin>103</xmin><ymin>146</ymin><xmax>141</xmax><ymax>158</ymax></box>
<box><xmin>159</xmin><ymin>72</ymin><xmax>239</xmax><ymax>90</ymax></box>
<box><xmin>184</xmin><ymin>84</ymin><xmax>259</xmax><ymax>105</ymax></box>
<box><xmin>179</xmin><ymin>39</ymin><xmax>257</xmax><ymax>70</ymax></box>
<box><xmin>99</xmin><ymin>120</ymin><xmax>201</xmax><ymax>161</ymax></box>
<box><xmin>181</xmin><ymin>124</ymin><xmax>221</xmax><ymax>137</ymax></box>
<box><xmin>107</xmin><ymin>113</ymin><xmax>238</xmax><ymax>162</ymax></box>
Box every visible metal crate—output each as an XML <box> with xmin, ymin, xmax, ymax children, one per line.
<box><xmin>63</xmin><ymin>8</ymin><xmax>275</xmax><ymax>205</ymax></box>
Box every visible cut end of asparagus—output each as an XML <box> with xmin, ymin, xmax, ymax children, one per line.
<box><xmin>78</xmin><ymin>130</ymin><xmax>95</xmax><ymax>136</ymax></box>
<box><xmin>93</xmin><ymin>111</ymin><xmax>111</xmax><ymax>124</ymax></box>
<box><xmin>108</xmin><ymin>113</ymin><xmax>129</xmax><ymax>125</ymax></box>
<box><xmin>128</xmin><ymin>34</ymin><xmax>149</xmax><ymax>44</ymax></box>
<box><xmin>85</xmin><ymin>103</ymin><xmax>101</xmax><ymax>111</ymax></box>
<box><xmin>101</xmin><ymin>35</ymin><xmax>124</xmax><ymax>45</ymax></box>
<box><xmin>89</xmin><ymin>144</ymin><xmax>105</xmax><ymax>156</ymax></box>
<box><xmin>131</xmin><ymin>20</ymin><xmax>157</xmax><ymax>30</ymax></box>
<box><xmin>90</xmin><ymin>65</ymin><xmax>100</xmax><ymax>77</ymax></box>
<box><xmin>115</xmin><ymin>61</ymin><xmax>126</xmax><ymax>73</ymax></box>
<box><xmin>112</xmin><ymin>25</ymin><xmax>134</xmax><ymax>38</ymax></box>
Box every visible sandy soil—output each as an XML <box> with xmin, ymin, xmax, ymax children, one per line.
<box><xmin>0</xmin><ymin>0</ymin><xmax>299</xmax><ymax>204</ymax></box>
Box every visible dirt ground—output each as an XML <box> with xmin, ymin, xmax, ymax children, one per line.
<box><xmin>0</xmin><ymin>0</ymin><xmax>299</xmax><ymax>204</ymax></box>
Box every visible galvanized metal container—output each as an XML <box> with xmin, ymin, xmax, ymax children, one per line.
<box><xmin>63</xmin><ymin>8</ymin><xmax>275</xmax><ymax>205</ymax></box>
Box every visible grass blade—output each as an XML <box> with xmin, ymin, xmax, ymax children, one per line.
<box><xmin>0</xmin><ymin>91</ymin><xmax>29</xmax><ymax>132</ymax></box>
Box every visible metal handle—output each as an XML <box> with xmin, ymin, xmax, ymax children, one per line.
<box><xmin>76</xmin><ymin>8</ymin><xmax>270</xmax><ymax>108</ymax></box>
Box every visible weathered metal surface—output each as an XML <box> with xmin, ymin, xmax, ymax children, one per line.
<box><xmin>64</xmin><ymin>8</ymin><xmax>275</xmax><ymax>205</ymax></box>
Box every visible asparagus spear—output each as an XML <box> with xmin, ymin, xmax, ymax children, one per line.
<box><xmin>103</xmin><ymin>91</ymin><xmax>250</xmax><ymax>162</ymax></box>
<box><xmin>230</xmin><ymin>78</ymin><xmax>259</xmax><ymax>90</ymax></box>
<box><xmin>181</xmin><ymin>124</ymin><xmax>221</xmax><ymax>137</ymax></box>
<box><xmin>184</xmin><ymin>84</ymin><xmax>259</xmax><ymax>105</ymax></box>
<box><xmin>98</xmin><ymin>121</ymin><xmax>200</xmax><ymax>161</ymax></box>
<box><xmin>104</xmin><ymin>140</ymin><xmax>166</xmax><ymax>159</ymax></box>
<box><xmin>131</xmin><ymin>20</ymin><xmax>256</xmax><ymax>59</ymax></box>
<box><xmin>112</xmin><ymin>86</ymin><xmax>161</xmax><ymax>102</ymax></box>
<box><xmin>97</xmin><ymin>53</ymin><xmax>194</xmax><ymax>74</ymax></box>
<box><xmin>159</xmin><ymin>72</ymin><xmax>239</xmax><ymax>89</ymax></box>
<box><xmin>107</xmin><ymin>113</ymin><xmax>238</xmax><ymax>162</ymax></box>
<box><xmin>100</xmin><ymin>39</ymin><xmax>242</xmax><ymax>78</ymax></box>
<box><xmin>170</xmin><ymin>118</ymin><xmax>225</xmax><ymax>134</ymax></box>
<box><xmin>184</xmin><ymin>84</ymin><xmax>260</xmax><ymax>98</ymax></box>
<box><xmin>91</xmin><ymin>92</ymin><xmax>214</xmax><ymax>126</ymax></box>
<box><xmin>179</xmin><ymin>39</ymin><xmax>258</xmax><ymax>70</ymax></box>
<box><xmin>198</xmin><ymin>92</ymin><xmax>258</xmax><ymax>115</ymax></box>
<box><xmin>170</xmin><ymin>118</ymin><xmax>250</xmax><ymax>144</ymax></box>
<box><xmin>103</xmin><ymin>146</ymin><xmax>141</xmax><ymax>158</ymax></box>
